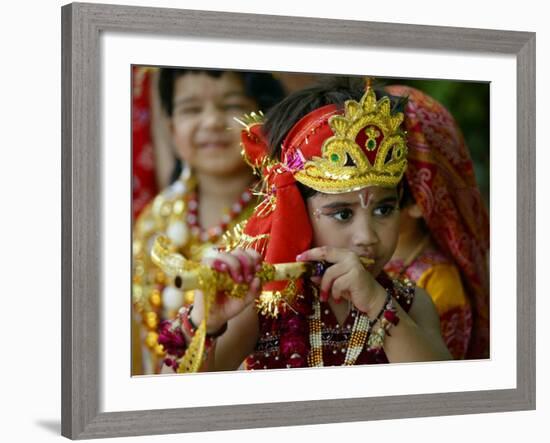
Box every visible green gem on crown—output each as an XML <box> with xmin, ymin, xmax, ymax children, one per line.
<box><xmin>330</xmin><ymin>153</ymin><xmax>339</xmax><ymax>162</ymax></box>
<box><xmin>367</xmin><ymin>139</ymin><xmax>376</xmax><ymax>150</ymax></box>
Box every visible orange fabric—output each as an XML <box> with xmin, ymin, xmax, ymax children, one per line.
<box><xmin>385</xmin><ymin>251</ymin><xmax>472</xmax><ymax>359</ymax></box>
<box><xmin>418</xmin><ymin>263</ymin><xmax>468</xmax><ymax>315</ymax></box>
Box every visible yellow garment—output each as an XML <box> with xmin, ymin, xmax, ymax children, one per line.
<box><xmin>416</xmin><ymin>263</ymin><xmax>469</xmax><ymax>315</ymax></box>
<box><xmin>385</xmin><ymin>255</ymin><xmax>472</xmax><ymax>359</ymax></box>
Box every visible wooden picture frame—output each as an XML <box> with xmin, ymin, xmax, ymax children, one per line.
<box><xmin>61</xmin><ymin>2</ymin><xmax>535</xmax><ymax>439</ymax></box>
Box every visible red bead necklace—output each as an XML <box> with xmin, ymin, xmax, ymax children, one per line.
<box><xmin>186</xmin><ymin>189</ymin><xmax>253</xmax><ymax>243</ymax></box>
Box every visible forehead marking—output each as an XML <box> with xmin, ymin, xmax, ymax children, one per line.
<box><xmin>358</xmin><ymin>189</ymin><xmax>373</xmax><ymax>209</ymax></box>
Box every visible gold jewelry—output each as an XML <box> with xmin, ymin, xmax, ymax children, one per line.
<box><xmin>307</xmin><ymin>293</ymin><xmax>324</xmax><ymax>367</ymax></box>
<box><xmin>307</xmin><ymin>293</ymin><xmax>371</xmax><ymax>367</ymax></box>
<box><xmin>366</xmin><ymin>291</ymin><xmax>400</xmax><ymax>351</ymax></box>
<box><xmin>294</xmin><ymin>85</ymin><xmax>408</xmax><ymax>193</ymax></box>
<box><xmin>255</xmin><ymin>279</ymin><xmax>299</xmax><ymax>318</ymax></box>
<box><xmin>344</xmin><ymin>309</ymin><xmax>370</xmax><ymax>365</ymax></box>
<box><xmin>132</xmin><ymin>169</ymin><xmax>256</xmax><ymax>373</ymax></box>
<box><xmin>221</xmin><ymin>220</ymin><xmax>270</xmax><ymax>257</ymax></box>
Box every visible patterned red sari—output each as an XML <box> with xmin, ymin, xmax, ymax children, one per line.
<box><xmin>385</xmin><ymin>86</ymin><xmax>490</xmax><ymax>359</ymax></box>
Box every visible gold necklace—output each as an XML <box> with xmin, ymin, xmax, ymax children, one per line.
<box><xmin>307</xmin><ymin>296</ymin><xmax>371</xmax><ymax>367</ymax></box>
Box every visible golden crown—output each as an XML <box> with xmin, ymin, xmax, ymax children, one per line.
<box><xmin>294</xmin><ymin>86</ymin><xmax>408</xmax><ymax>193</ymax></box>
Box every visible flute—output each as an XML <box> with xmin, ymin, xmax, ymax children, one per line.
<box><xmin>150</xmin><ymin>235</ymin><xmax>375</xmax><ymax>372</ymax></box>
<box><xmin>151</xmin><ymin>234</ymin><xmax>374</xmax><ymax>294</ymax></box>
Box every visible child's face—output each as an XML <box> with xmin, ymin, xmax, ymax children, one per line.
<box><xmin>306</xmin><ymin>187</ymin><xmax>400</xmax><ymax>276</ymax></box>
<box><xmin>170</xmin><ymin>72</ymin><xmax>257</xmax><ymax>177</ymax></box>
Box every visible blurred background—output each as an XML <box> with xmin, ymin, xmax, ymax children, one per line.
<box><xmin>381</xmin><ymin>76</ymin><xmax>490</xmax><ymax>208</ymax></box>
<box><xmin>132</xmin><ymin>67</ymin><xmax>489</xmax><ymax>219</ymax></box>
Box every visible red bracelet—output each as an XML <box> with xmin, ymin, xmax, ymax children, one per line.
<box><xmin>379</xmin><ymin>294</ymin><xmax>400</xmax><ymax>335</ymax></box>
<box><xmin>366</xmin><ymin>290</ymin><xmax>400</xmax><ymax>351</ymax></box>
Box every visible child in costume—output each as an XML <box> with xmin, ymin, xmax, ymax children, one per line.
<box><xmin>383</xmin><ymin>86</ymin><xmax>490</xmax><ymax>359</ymax></box>
<box><xmin>159</xmin><ymin>79</ymin><xmax>452</xmax><ymax>373</ymax></box>
<box><xmin>132</xmin><ymin>69</ymin><xmax>284</xmax><ymax>374</ymax></box>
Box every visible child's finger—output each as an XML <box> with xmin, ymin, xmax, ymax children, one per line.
<box><xmin>212</xmin><ymin>259</ymin><xmax>228</xmax><ymax>273</ymax></box>
<box><xmin>319</xmin><ymin>262</ymin><xmax>347</xmax><ymax>302</ymax></box>
<box><xmin>232</xmin><ymin>249</ymin><xmax>255</xmax><ymax>283</ymax></box>
<box><xmin>213</xmin><ymin>252</ymin><xmax>244</xmax><ymax>283</ymax></box>
<box><xmin>331</xmin><ymin>275</ymin><xmax>352</xmax><ymax>304</ymax></box>
<box><xmin>296</xmin><ymin>246</ymin><xmax>352</xmax><ymax>264</ymax></box>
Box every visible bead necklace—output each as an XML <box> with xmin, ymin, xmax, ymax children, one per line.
<box><xmin>307</xmin><ymin>297</ymin><xmax>371</xmax><ymax>367</ymax></box>
<box><xmin>186</xmin><ymin>188</ymin><xmax>253</xmax><ymax>243</ymax></box>
<box><xmin>307</xmin><ymin>286</ymin><xmax>398</xmax><ymax>367</ymax></box>
<box><xmin>135</xmin><ymin>169</ymin><xmax>255</xmax><ymax>373</ymax></box>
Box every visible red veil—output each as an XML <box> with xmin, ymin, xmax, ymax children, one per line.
<box><xmin>386</xmin><ymin>85</ymin><xmax>490</xmax><ymax>359</ymax></box>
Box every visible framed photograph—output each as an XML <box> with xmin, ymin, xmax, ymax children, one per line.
<box><xmin>61</xmin><ymin>2</ymin><xmax>535</xmax><ymax>439</ymax></box>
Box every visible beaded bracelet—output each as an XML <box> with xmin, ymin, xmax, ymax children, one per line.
<box><xmin>366</xmin><ymin>289</ymin><xmax>400</xmax><ymax>351</ymax></box>
<box><xmin>379</xmin><ymin>294</ymin><xmax>400</xmax><ymax>335</ymax></box>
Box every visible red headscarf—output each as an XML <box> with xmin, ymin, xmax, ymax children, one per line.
<box><xmin>240</xmin><ymin>105</ymin><xmax>339</xmax><ymax>285</ymax></box>
<box><xmin>385</xmin><ymin>85</ymin><xmax>490</xmax><ymax>359</ymax></box>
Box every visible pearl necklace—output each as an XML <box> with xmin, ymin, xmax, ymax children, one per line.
<box><xmin>307</xmin><ymin>286</ymin><xmax>397</xmax><ymax>367</ymax></box>
<box><xmin>307</xmin><ymin>297</ymin><xmax>371</xmax><ymax>367</ymax></box>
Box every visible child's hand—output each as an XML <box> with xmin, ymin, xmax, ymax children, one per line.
<box><xmin>191</xmin><ymin>249</ymin><xmax>263</xmax><ymax>334</ymax></box>
<box><xmin>296</xmin><ymin>246</ymin><xmax>386</xmax><ymax>318</ymax></box>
